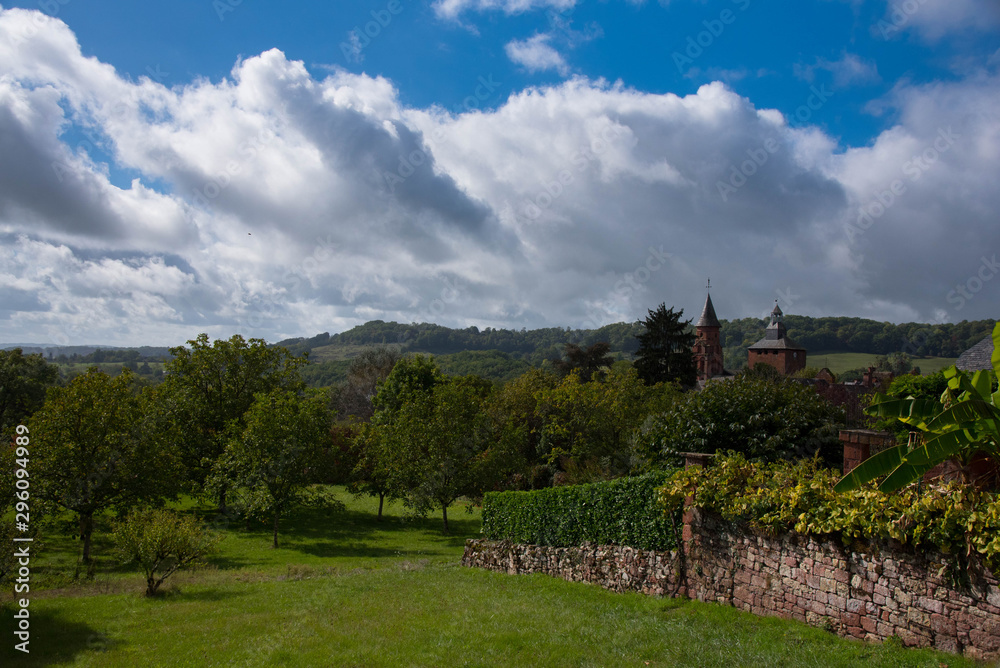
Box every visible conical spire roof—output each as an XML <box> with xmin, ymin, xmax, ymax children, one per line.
<box><xmin>696</xmin><ymin>293</ymin><xmax>721</xmax><ymax>328</ymax></box>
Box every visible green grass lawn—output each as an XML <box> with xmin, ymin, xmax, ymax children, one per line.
<box><xmin>1</xmin><ymin>489</ymin><xmax>984</xmax><ymax>667</ymax></box>
<box><xmin>808</xmin><ymin>352</ymin><xmax>958</xmax><ymax>376</ymax></box>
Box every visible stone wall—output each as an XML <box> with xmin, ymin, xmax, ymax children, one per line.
<box><xmin>461</xmin><ymin>540</ymin><xmax>682</xmax><ymax>597</ymax></box>
<box><xmin>463</xmin><ymin>508</ymin><xmax>1000</xmax><ymax>660</ymax></box>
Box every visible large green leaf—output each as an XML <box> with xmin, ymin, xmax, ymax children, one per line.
<box><xmin>992</xmin><ymin>322</ymin><xmax>1000</xmax><ymax>375</ymax></box>
<box><xmin>834</xmin><ymin>444</ymin><xmax>906</xmax><ymax>492</ymax></box>
<box><xmin>925</xmin><ymin>399</ymin><xmax>1000</xmax><ymax>435</ymax></box>
<box><xmin>944</xmin><ymin>365</ymin><xmax>977</xmax><ymax>397</ymax></box>
<box><xmin>970</xmin><ymin>370</ymin><xmax>992</xmax><ymax>401</ymax></box>
<box><xmin>864</xmin><ymin>396</ymin><xmax>940</xmax><ymax>431</ymax></box>
<box><xmin>902</xmin><ymin>428</ymin><xmax>975</xmax><ymax>466</ymax></box>
<box><xmin>878</xmin><ymin>459</ymin><xmax>938</xmax><ymax>493</ymax></box>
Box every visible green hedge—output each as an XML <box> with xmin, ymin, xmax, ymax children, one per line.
<box><xmin>482</xmin><ymin>471</ymin><xmax>679</xmax><ymax>550</ymax></box>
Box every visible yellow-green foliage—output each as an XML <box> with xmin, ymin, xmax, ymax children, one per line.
<box><xmin>659</xmin><ymin>453</ymin><xmax>1000</xmax><ymax>572</ymax></box>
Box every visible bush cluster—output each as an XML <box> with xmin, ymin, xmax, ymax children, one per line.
<box><xmin>482</xmin><ymin>471</ymin><xmax>680</xmax><ymax>550</ymax></box>
<box><xmin>659</xmin><ymin>453</ymin><xmax>1000</xmax><ymax>573</ymax></box>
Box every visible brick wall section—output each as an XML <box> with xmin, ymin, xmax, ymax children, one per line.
<box><xmin>463</xmin><ymin>509</ymin><xmax>1000</xmax><ymax>660</ymax></box>
<box><xmin>840</xmin><ymin>429</ymin><xmax>897</xmax><ymax>476</ymax></box>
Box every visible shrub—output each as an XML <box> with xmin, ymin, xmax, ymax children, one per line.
<box><xmin>482</xmin><ymin>471</ymin><xmax>680</xmax><ymax>550</ymax></box>
<box><xmin>113</xmin><ymin>508</ymin><xmax>220</xmax><ymax>596</ymax></box>
<box><xmin>635</xmin><ymin>370</ymin><xmax>844</xmax><ymax>469</ymax></box>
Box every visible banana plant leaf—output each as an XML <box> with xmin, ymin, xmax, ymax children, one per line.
<box><xmin>833</xmin><ymin>444</ymin><xmax>906</xmax><ymax>492</ymax></box>
<box><xmin>970</xmin><ymin>369</ymin><xmax>992</xmax><ymax>400</ymax></box>
<box><xmin>993</xmin><ymin>321</ymin><xmax>1000</xmax><ymax>372</ymax></box>
<box><xmin>878</xmin><ymin>458</ymin><xmax>940</xmax><ymax>493</ymax></box>
<box><xmin>925</xmin><ymin>399</ymin><xmax>1000</xmax><ymax>437</ymax></box>
<box><xmin>902</xmin><ymin>427</ymin><xmax>976</xmax><ymax>466</ymax></box>
<box><xmin>864</xmin><ymin>396</ymin><xmax>941</xmax><ymax>431</ymax></box>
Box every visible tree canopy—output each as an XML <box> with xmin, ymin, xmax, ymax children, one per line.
<box><xmin>29</xmin><ymin>369</ymin><xmax>181</xmax><ymax>562</ymax></box>
<box><xmin>161</xmin><ymin>334</ymin><xmax>308</xmax><ymax>505</ymax></box>
<box><xmin>633</xmin><ymin>304</ymin><xmax>696</xmax><ymax>386</ymax></box>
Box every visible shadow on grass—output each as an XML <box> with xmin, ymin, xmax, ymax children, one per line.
<box><xmin>0</xmin><ymin>606</ymin><xmax>120</xmax><ymax>666</ymax></box>
<box><xmin>201</xmin><ymin>504</ymin><xmax>481</xmax><ymax>562</ymax></box>
<box><xmin>153</xmin><ymin>588</ymin><xmax>248</xmax><ymax>604</ymax></box>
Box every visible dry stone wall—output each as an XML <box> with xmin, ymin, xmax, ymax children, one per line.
<box><xmin>463</xmin><ymin>509</ymin><xmax>1000</xmax><ymax>660</ymax></box>
<box><xmin>462</xmin><ymin>540</ymin><xmax>683</xmax><ymax>597</ymax></box>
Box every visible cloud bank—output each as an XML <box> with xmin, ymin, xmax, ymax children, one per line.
<box><xmin>1</xmin><ymin>7</ymin><xmax>998</xmax><ymax>346</ymax></box>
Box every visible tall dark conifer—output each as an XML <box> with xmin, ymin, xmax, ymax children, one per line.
<box><xmin>634</xmin><ymin>304</ymin><xmax>696</xmax><ymax>386</ymax></box>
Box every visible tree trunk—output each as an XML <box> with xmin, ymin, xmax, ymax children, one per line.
<box><xmin>441</xmin><ymin>504</ymin><xmax>449</xmax><ymax>534</ymax></box>
<box><xmin>218</xmin><ymin>486</ymin><xmax>227</xmax><ymax>515</ymax></box>
<box><xmin>377</xmin><ymin>492</ymin><xmax>384</xmax><ymax>521</ymax></box>
<box><xmin>79</xmin><ymin>513</ymin><xmax>94</xmax><ymax>564</ymax></box>
<box><xmin>273</xmin><ymin>512</ymin><xmax>280</xmax><ymax>549</ymax></box>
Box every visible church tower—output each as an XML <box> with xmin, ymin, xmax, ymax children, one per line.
<box><xmin>693</xmin><ymin>282</ymin><xmax>725</xmax><ymax>381</ymax></box>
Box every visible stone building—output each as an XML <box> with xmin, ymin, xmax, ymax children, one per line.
<box><xmin>747</xmin><ymin>302</ymin><xmax>807</xmax><ymax>375</ymax></box>
<box><xmin>956</xmin><ymin>334</ymin><xmax>995</xmax><ymax>372</ymax></box>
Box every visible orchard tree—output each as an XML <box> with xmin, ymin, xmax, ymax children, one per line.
<box><xmin>162</xmin><ymin>334</ymin><xmax>308</xmax><ymax>510</ymax></box>
<box><xmin>535</xmin><ymin>365</ymin><xmax>680</xmax><ymax>481</ymax></box>
<box><xmin>383</xmin><ymin>374</ymin><xmax>495</xmax><ymax>533</ymax></box>
<box><xmin>349</xmin><ymin>422</ymin><xmax>401</xmax><ymax>521</ymax></box>
<box><xmin>349</xmin><ymin>356</ymin><xmax>443</xmax><ymax>518</ymax></box>
<box><xmin>633</xmin><ymin>304</ymin><xmax>696</xmax><ymax>386</ymax></box>
<box><xmin>0</xmin><ymin>348</ymin><xmax>59</xmax><ymax>435</ymax></box>
<box><xmin>224</xmin><ymin>389</ymin><xmax>334</xmax><ymax>547</ymax></box>
<box><xmin>30</xmin><ymin>369</ymin><xmax>181</xmax><ymax>563</ymax></box>
<box><xmin>0</xmin><ymin>441</ymin><xmax>19</xmax><ymax>583</ymax></box>
<box><xmin>336</xmin><ymin>345</ymin><xmax>402</xmax><ymax>420</ymax></box>
<box><xmin>113</xmin><ymin>508</ymin><xmax>220</xmax><ymax>596</ymax></box>
<box><xmin>480</xmin><ymin>368</ymin><xmax>559</xmax><ymax>488</ymax></box>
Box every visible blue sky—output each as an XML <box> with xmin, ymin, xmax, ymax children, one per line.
<box><xmin>0</xmin><ymin>0</ymin><xmax>998</xmax><ymax>345</ymax></box>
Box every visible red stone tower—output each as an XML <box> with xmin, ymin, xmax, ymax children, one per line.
<box><xmin>747</xmin><ymin>302</ymin><xmax>807</xmax><ymax>375</ymax></box>
<box><xmin>693</xmin><ymin>286</ymin><xmax>725</xmax><ymax>381</ymax></box>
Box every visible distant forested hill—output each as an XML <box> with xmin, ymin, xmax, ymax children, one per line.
<box><xmin>277</xmin><ymin>316</ymin><xmax>995</xmax><ymax>384</ymax></box>
<box><xmin>13</xmin><ymin>314</ymin><xmax>991</xmax><ymax>387</ymax></box>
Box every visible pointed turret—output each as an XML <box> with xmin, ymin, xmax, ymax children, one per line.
<box><xmin>697</xmin><ymin>293</ymin><xmax>721</xmax><ymax>328</ymax></box>
<box><xmin>693</xmin><ymin>285</ymin><xmax>725</xmax><ymax>381</ymax></box>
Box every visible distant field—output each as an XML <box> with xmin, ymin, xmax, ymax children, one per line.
<box><xmin>55</xmin><ymin>362</ymin><xmax>166</xmax><ymax>377</ymax></box>
<box><xmin>306</xmin><ymin>343</ymin><xmax>402</xmax><ymax>362</ymax></box>
<box><xmin>807</xmin><ymin>352</ymin><xmax>957</xmax><ymax>375</ymax></box>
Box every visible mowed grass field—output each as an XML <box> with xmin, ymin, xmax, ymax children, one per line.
<box><xmin>807</xmin><ymin>352</ymin><xmax>958</xmax><ymax>375</ymax></box>
<box><xmin>1</xmin><ymin>489</ymin><xmax>983</xmax><ymax>667</ymax></box>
